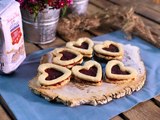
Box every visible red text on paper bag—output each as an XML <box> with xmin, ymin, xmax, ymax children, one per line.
<box><xmin>11</xmin><ymin>24</ymin><xmax>22</xmax><ymax>45</ymax></box>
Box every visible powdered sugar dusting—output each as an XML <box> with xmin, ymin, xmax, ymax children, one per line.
<box><xmin>122</xmin><ymin>44</ymin><xmax>145</xmax><ymax>75</ymax></box>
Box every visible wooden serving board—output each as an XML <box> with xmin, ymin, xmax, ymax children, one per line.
<box><xmin>29</xmin><ymin>44</ymin><xmax>146</xmax><ymax>107</ymax></box>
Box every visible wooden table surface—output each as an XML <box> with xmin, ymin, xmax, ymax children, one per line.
<box><xmin>0</xmin><ymin>0</ymin><xmax>160</xmax><ymax>120</ymax></box>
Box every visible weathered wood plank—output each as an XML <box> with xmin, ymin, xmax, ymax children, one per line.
<box><xmin>59</xmin><ymin>31</ymin><xmax>94</xmax><ymax>42</ymax></box>
<box><xmin>109</xmin><ymin>0</ymin><xmax>160</xmax><ymax>24</ymax></box>
<box><xmin>90</xmin><ymin>0</ymin><xmax>160</xmax><ymax>37</ymax></box>
<box><xmin>91</xmin><ymin>0</ymin><xmax>160</xmax><ymax>31</ymax></box>
<box><xmin>142</xmin><ymin>0</ymin><xmax>160</xmax><ymax>12</ymax></box>
<box><xmin>25</xmin><ymin>42</ymin><xmax>40</xmax><ymax>55</ymax></box>
<box><xmin>87</xmin><ymin>2</ymin><xmax>115</xmax><ymax>35</ymax></box>
<box><xmin>38</xmin><ymin>37</ymin><xmax>66</xmax><ymax>49</ymax></box>
<box><xmin>138</xmin><ymin>16</ymin><xmax>160</xmax><ymax>36</ymax></box>
<box><xmin>109</xmin><ymin>0</ymin><xmax>157</xmax><ymax>6</ymax></box>
<box><xmin>136</xmin><ymin>5</ymin><xmax>160</xmax><ymax>24</ymax></box>
<box><xmin>58</xmin><ymin>4</ymin><xmax>98</xmax><ymax>42</ymax></box>
<box><xmin>153</xmin><ymin>95</ymin><xmax>160</xmax><ymax>107</ymax></box>
<box><xmin>90</xmin><ymin>0</ymin><xmax>160</xmax><ymax>47</ymax></box>
<box><xmin>109</xmin><ymin>0</ymin><xmax>132</xmax><ymax>6</ymax></box>
<box><xmin>88</xmin><ymin>27</ymin><xmax>113</xmax><ymax>36</ymax></box>
<box><xmin>123</xmin><ymin>101</ymin><xmax>160</xmax><ymax>120</ymax></box>
<box><xmin>0</xmin><ymin>105</ymin><xmax>11</xmax><ymax>120</ymax></box>
<box><xmin>155</xmin><ymin>95</ymin><xmax>160</xmax><ymax>101</ymax></box>
<box><xmin>109</xmin><ymin>0</ymin><xmax>160</xmax><ymax>12</ymax></box>
<box><xmin>89</xmin><ymin>16</ymin><xmax>160</xmax><ymax>38</ymax></box>
<box><xmin>111</xmin><ymin>116</ymin><xmax>123</xmax><ymax>120</ymax></box>
<box><xmin>139</xmin><ymin>15</ymin><xmax>160</xmax><ymax>31</ymax></box>
<box><xmin>87</xmin><ymin>3</ymin><xmax>105</xmax><ymax>15</ymax></box>
<box><xmin>88</xmin><ymin>0</ymin><xmax>116</xmax><ymax>35</ymax></box>
<box><xmin>90</xmin><ymin>0</ymin><xmax>114</xmax><ymax>9</ymax></box>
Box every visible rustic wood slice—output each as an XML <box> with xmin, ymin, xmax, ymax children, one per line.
<box><xmin>29</xmin><ymin>44</ymin><xmax>146</xmax><ymax>107</ymax></box>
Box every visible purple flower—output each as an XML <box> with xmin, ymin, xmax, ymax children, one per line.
<box><xmin>16</xmin><ymin>0</ymin><xmax>73</xmax><ymax>15</ymax></box>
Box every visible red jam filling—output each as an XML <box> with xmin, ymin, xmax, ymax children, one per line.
<box><xmin>45</xmin><ymin>68</ymin><xmax>63</xmax><ymax>80</ymax></box>
<box><xmin>74</xmin><ymin>42</ymin><xmax>89</xmax><ymax>49</ymax></box>
<box><xmin>103</xmin><ymin>44</ymin><xmax>119</xmax><ymax>52</ymax></box>
<box><xmin>111</xmin><ymin>65</ymin><xmax>130</xmax><ymax>75</ymax></box>
<box><xmin>79</xmin><ymin>66</ymin><xmax>97</xmax><ymax>77</ymax></box>
<box><xmin>60</xmin><ymin>50</ymin><xmax>77</xmax><ymax>60</ymax></box>
<box><xmin>75</xmin><ymin>77</ymin><xmax>101</xmax><ymax>84</ymax></box>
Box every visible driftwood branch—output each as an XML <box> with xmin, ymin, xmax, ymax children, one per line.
<box><xmin>57</xmin><ymin>7</ymin><xmax>160</xmax><ymax>47</ymax></box>
<box><xmin>57</xmin><ymin>14</ymin><xmax>100</xmax><ymax>40</ymax></box>
<box><xmin>101</xmin><ymin>7</ymin><xmax>160</xmax><ymax>47</ymax></box>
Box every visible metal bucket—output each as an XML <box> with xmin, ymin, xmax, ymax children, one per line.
<box><xmin>21</xmin><ymin>8</ymin><xmax>60</xmax><ymax>44</ymax></box>
<box><xmin>71</xmin><ymin>0</ymin><xmax>89</xmax><ymax>14</ymax></box>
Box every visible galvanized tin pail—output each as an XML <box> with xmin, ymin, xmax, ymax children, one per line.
<box><xmin>21</xmin><ymin>8</ymin><xmax>60</xmax><ymax>44</ymax></box>
<box><xmin>71</xmin><ymin>0</ymin><xmax>89</xmax><ymax>14</ymax></box>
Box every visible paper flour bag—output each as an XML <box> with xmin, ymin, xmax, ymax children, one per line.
<box><xmin>0</xmin><ymin>0</ymin><xmax>26</xmax><ymax>74</ymax></box>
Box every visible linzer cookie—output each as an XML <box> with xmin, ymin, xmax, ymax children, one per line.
<box><xmin>105</xmin><ymin>60</ymin><xmax>137</xmax><ymax>84</ymax></box>
<box><xmin>51</xmin><ymin>48</ymin><xmax>83</xmax><ymax>69</ymax></box>
<box><xmin>94</xmin><ymin>41</ymin><xmax>123</xmax><ymax>60</ymax></box>
<box><xmin>29</xmin><ymin>43</ymin><xmax>146</xmax><ymax>107</ymax></box>
<box><xmin>66</xmin><ymin>37</ymin><xmax>94</xmax><ymax>58</ymax></box>
<box><xmin>72</xmin><ymin>60</ymin><xmax>102</xmax><ymax>86</ymax></box>
<box><xmin>37</xmin><ymin>63</ymin><xmax>71</xmax><ymax>89</ymax></box>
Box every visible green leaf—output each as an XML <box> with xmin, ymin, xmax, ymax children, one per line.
<box><xmin>61</xmin><ymin>6</ymin><xmax>68</xmax><ymax>17</ymax></box>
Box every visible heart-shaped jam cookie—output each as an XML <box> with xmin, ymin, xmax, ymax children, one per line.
<box><xmin>94</xmin><ymin>41</ymin><xmax>123</xmax><ymax>60</ymax></box>
<box><xmin>52</xmin><ymin>48</ymin><xmax>83</xmax><ymax>69</ymax></box>
<box><xmin>72</xmin><ymin>60</ymin><xmax>102</xmax><ymax>86</ymax></box>
<box><xmin>38</xmin><ymin>63</ymin><xmax>71</xmax><ymax>87</ymax></box>
<box><xmin>105</xmin><ymin>60</ymin><xmax>137</xmax><ymax>84</ymax></box>
<box><xmin>66</xmin><ymin>37</ymin><xmax>94</xmax><ymax>58</ymax></box>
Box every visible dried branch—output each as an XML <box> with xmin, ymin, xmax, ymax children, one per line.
<box><xmin>57</xmin><ymin>6</ymin><xmax>160</xmax><ymax>47</ymax></box>
<box><xmin>100</xmin><ymin>6</ymin><xmax>160</xmax><ymax>47</ymax></box>
<box><xmin>57</xmin><ymin>14</ymin><xmax>100</xmax><ymax>40</ymax></box>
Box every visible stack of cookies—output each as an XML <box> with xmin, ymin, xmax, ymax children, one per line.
<box><xmin>94</xmin><ymin>41</ymin><xmax>123</xmax><ymax>60</ymax></box>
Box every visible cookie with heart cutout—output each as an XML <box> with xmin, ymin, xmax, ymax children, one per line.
<box><xmin>66</xmin><ymin>37</ymin><xmax>94</xmax><ymax>58</ymax></box>
<box><xmin>29</xmin><ymin>44</ymin><xmax>146</xmax><ymax>107</ymax></box>
<box><xmin>94</xmin><ymin>41</ymin><xmax>124</xmax><ymax>60</ymax></box>
<box><xmin>37</xmin><ymin>63</ymin><xmax>72</xmax><ymax>89</ymax></box>
<box><xmin>51</xmin><ymin>48</ymin><xmax>83</xmax><ymax>69</ymax></box>
<box><xmin>105</xmin><ymin>60</ymin><xmax>137</xmax><ymax>84</ymax></box>
<box><xmin>72</xmin><ymin>60</ymin><xmax>102</xmax><ymax>86</ymax></box>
